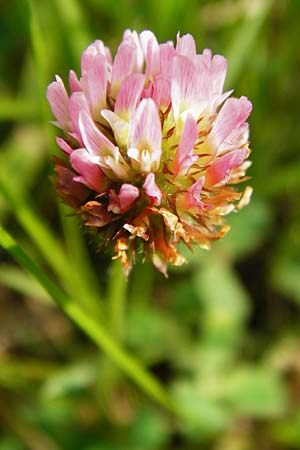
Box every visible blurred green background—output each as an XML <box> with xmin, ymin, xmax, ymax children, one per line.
<box><xmin>0</xmin><ymin>0</ymin><xmax>300</xmax><ymax>449</ymax></box>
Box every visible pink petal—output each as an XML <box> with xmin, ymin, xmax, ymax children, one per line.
<box><xmin>55</xmin><ymin>164</ymin><xmax>88</xmax><ymax>207</ymax></box>
<box><xmin>153</xmin><ymin>75</ymin><xmax>171</xmax><ymax>109</ymax></box>
<box><xmin>194</xmin><ymin>50</ymin><xmax>227</xmax><ymax>100</ymax></box>
<box><xmin>143</xmin><ymin>173</ymin><xmax>162</xmax><ymax>205</ymax></box>
<box><xmin>171</xmin><ymin>55</ymin><xmax>197</xmax><ymax>119</ymax></box>
<box><xmin>114</xmin><ymin>73</ymin><xmax>145</xmax><ymax>116</ymax></box>
<box><xmin>142</xmin><ymin>81</ymin><xmax>154</xmax><ymax>99</ymax></box>
<box><xmin>70</xmin><ymin>148</ymin><xmax>108</xmax><ymax>192</ymax></box>
<box><xmin>211</xmin><ymin>96</ymin><xmax>252</xmax><ymax>148</ymax></box>
<box><xmin>81</xmin><ymin>40</ymin><xmax>108</xmax><ymax>74</ymax></box>
<box><xmin>46</xmin><ymin>75</ymin><xmax>70</xmax><ymax>131</ymax></box>
<box><xmin>201</xmin><ymin>48</ymin><xmax>213</xmax><ymax>64</ymax></box>
<box><xmin>210</xmin><ymin>54</ymin><xmax>227</xmax><ymax>95</ymax></box>
<box><xmin>173</xmin><ymin>115</ymin><xmax>198</xmax><ymax>176</ymax></box>
<box><xmin>79</xmin><ymin>110</ymin><xmax>116</xmax><ymax>156</ymax></box>
<box><xmin>123</xmin><ymin>29</ymin><xmax>144</xmax><ymax>71</ymax></box>
<box><xmin>68</xmin><ymin>92</ymin><xmax>90</xmax><ymax>145</ymax></box>
<box><xmin>159</xmin><ymin>42</ymin><xmax>176</xmax><ymax>77</ymax></box>
<box><xmin>194</xmin><ymin>57</ymin><xmax>212</xmax><ymax>99</ymax></box>
<box><xmin>56</xmin><ymin>137</ymin><xmax>73</xmax><ymax>154</ymax></box>
<box><xmin>176</xmin><ymin>33</ymin><xmax>196</xmax><ymax>60</ymax></box>
<box><xmin>205</xmin><ymin>149</ymin><xmax>248</xmax><ymax>186</ymax></box>
<box><xmin>108</xmin><ymin>184</ymin><xmax>139</xmax><ymax>214</ymax></box>
<box><xmin>111</xmin><ymin>42</ymin><xmax>138</xmax><ymax>98</ymax></box>
<box><xmin>185</xmin><ymin>176</ymin><xmax>206</xmax><ymax>210</ymax></box>
<box><xmin>129</xmin><ymin>98</ymin><xmax>162</xmax><ymax>170</ymax></box>
<box><xmin>69</xmin><ymin>70</ymin><xmax>81</xmax><ymax>93</ymax></box>
<box><xmin>140</xmin><ymin>30</ymin><xmax>160</xmax><ymax>80</ymax></box>
<box><xmin>81</xmin><ymin>52</ymin><xmax>108</xmax><ymax>121</ymax></box>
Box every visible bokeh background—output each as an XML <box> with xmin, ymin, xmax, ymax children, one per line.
<box><xmin>0</xmin><ymin>0</ymin><xmax>300</xmax><ymax>449</ymax></box>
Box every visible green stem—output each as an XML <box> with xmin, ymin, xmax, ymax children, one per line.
<box><xmin>107</xmin><ymin>259</ymin><xmax>127</xmax><ymax>340</ymax></box>
<box><xmin>129</xmin><ymin>263</ymin><xmax>155</xmax><ymax>305</ymax></box>
<box><xmin>0</xmin><ymin>226</ymin><xmax>176</xmax><ymax>414</ymax></box>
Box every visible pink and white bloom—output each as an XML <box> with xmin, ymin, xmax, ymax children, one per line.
<box><xmin>47</xmin><ymin>30</ymin><xmax>252</xmax><ymax>276</ymax></box>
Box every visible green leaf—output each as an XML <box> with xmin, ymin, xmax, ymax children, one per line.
<box><xmin>216</xmin><ymin>196</ymin><xmax>273</xmax><ymax>260</ymax></box>
<box><xmin>41</xmin><ymin>362</ymin><xmax>96</xmax><ymax>399</ymax></box>
<box><xmin>172</xmin><ymin>380</ymin><xmax>231</xmax><ymax>439</ymax></box>
<box><xmin>129</xmin><ymin>409</ymin><xmax>169</xmax><ymax>450</ymax></box>
<box><xmin>0</xmin><ymin>436</ymin><xmax>25</xmax><ymax>450</ymax></box>
<box><xmin>193</xmin><ymin>254</ymin><xmax>250</xmax><ymax>343</ymax></box>
<box><xmin>224</xmin><ymin>367</ymin><xmax>287</xmax><ymax>418</ymax></box>
<box><xmin>126</xmin><ymin>303</ymin><xmax>188</xmax><ymax>365</ymax></box>
<box><xmin>271</xmin><ymin>222</ymin><xmax>300</xmax><ymax>304</ymax></box>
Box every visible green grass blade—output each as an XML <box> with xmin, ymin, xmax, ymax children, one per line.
<box><xmin>0</xmin><ymin>176</ymin><xmax>101</xmax><ymax>317</ymax></box>
<box><xmin>0</xmin><ymin>265</ymin><xmax>50</xmax><ymax>302</ymax></box>
<box><xmin>0</xmin><ymin>225</ymin><xmax>176</xmax><ymax>414</ymax></box>
<box><xmin>226</xmin><ymin>0</ymin><xmax>275</xmax><ymax>86</ymax></box>
<box><xmin>53</xmin><ymin>0</ymin><xmax>91</xmax><ymax>61</ymax></box>
<box><xmin>0</xmin><ymin>97</ymin><xmax>39</xmax><ymax>121</ymax></box>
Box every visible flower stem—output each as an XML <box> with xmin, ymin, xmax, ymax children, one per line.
<box><xmin>107</xmin><ymin>259</ymin><xmax>127</xmax><ymax>340</ymax></box>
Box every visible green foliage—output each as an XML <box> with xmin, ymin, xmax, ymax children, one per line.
<box><xmin>0</xmin><ymin>0</ymin><xmax>300</xmax><ymax>449</ymax></box>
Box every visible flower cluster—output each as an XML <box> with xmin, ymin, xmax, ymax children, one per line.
<box><xmin>47</xmin><ymin>30</ymin><xmax>252</xmax><ymax>276</ymax></box>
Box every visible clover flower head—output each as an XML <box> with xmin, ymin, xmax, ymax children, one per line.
<box><xmin>47</xmin><ymin>30</ymin><xmax>252</xmax><ymax>276</ymax></box>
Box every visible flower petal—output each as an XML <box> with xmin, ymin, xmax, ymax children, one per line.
<box><xmin>210</xmin><ymin>54</ymin><xmax>227</xmax><ymax>95</ymax></box>
<box><xmin>195</xmin><ymin>49</ymin><xmax>227</xmax><ymax>99</ymax></box>
<box><xmin>111</xmin><ymin>42</ymin><xmax>138</xmax><ymax>98</ymax></box>
<box><xmin>70</xmin><ymin>148</ymin><xmax>108</xmax><ymax>192</ymax></box>
<box><xmin>140</xmin><ymin>30</ymin><xmax>160</xmax><ymax>81</ymax></box>
<box><xmin>123</xmin><ymin>29</ymin><xmax>144</xmax><ymax>71</ymax></box>
<box><xmin>46</xmin><ymin>75</ymin><xmax>70</xmax><ymax>131</ymax></box>
<box><xmin>81</xmin><ymin>201</ymin><xmax>111</xmax><ymax>227</ymax></box>
<box><xmin>79</xmin><ymin>110</ymin><xmax>116</xmax><ymax>156</ymax></box>
<box><xmin>129</xmin><ymin>98</ymin><xmax>162</xmax><ymax>172</ymax></box>
<box><xmin>153</xmin><ymin>75</ymin><xmax>171</xmax><ymax>109</ymax></box>
<box><xmin>108</xmin><ymin>184</ymin><xmax>139</xmax><ymax>213</ymax></box>
<box><xmin>173</xmin><ymin>115</ymin><xmax>198</xmax><ymax>176</ymax></box>
<box><xmin>68</xmin><ymin>92</ymin><xmax>90</xmax><ymax>145</ymax></box>
<box><xmin>211</xmin><ymin>96</ymin><xmax>252</xmax><ymax>149</ymax></box>
<box><xmin>176</xmin><ymin>33</ymin><xmax>196</xmax><ymax>60</ymax></box>
<box><xmin>81</xmin><ymin>40</ymin><xmax>108</xmax><ymax>73</ymax></box>
<box><xmin>69</xmin><ymin>70</ymin><xmax>81</xmax><ymax>93</ymax></box>
<box><xmin>159</xmin><ymin>42</ymin><xmax>176</xmax><ymax>77</ymax></box>
<box><xmin>185</xmin><ymin>176</ymin><xmax>206</xmax><ymax>211</ymax></box>
<box><xmin>114</xmin><ymin>73</ymin><xmax>145</xmax><ymax>117</ymax></box>
<box><xmin>56</xmin><ymin>137</ymin><xmax>73</xmax><ymax>155</ymax></box>
<box><xmin>143</xmin><ymin>173</ymin><xmax>162</xmax><ymax>205</ymax></box>
<box><xmin>171</xmin><ymin>55</ymin><xmax>198</xmax><ymax>120</ymax></box>
<box><xmin>55</xmin><ymin>163</ymin><xmax>88</xmax><ymax>208</ymax></box>
<box><xmin>81</xmin><ymin>46</ymin><xmax>108</xmax><ymax>121</ymax></box>
<box><xmin>205</xmin><ymin>149</ymin><xmax>248</xmax><ymax>186</ymax></box>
